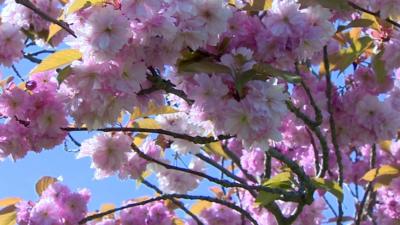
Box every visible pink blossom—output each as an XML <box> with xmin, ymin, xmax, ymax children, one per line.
<box><xmin>78</xmin><ymin>133</ymin><xmax>131</xmax><ymax>179</ymax></box>
<box><xmin>0</xmin><ymin>22</ymin><xmax>25</xmax><ymax>67</ymax></box>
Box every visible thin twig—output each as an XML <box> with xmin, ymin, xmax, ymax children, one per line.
<box><xmin>68</xmin><ymin>133</ymin><xmax>81</xmax><ymax>147</ymax></box>
<box><xmin>196</xmin><ymin>153</ymin><xmax>249</xmax><ymax>185</ymax></box>
<box><xmin>355</xmin><ymin>144</ymin><xmax>377</xmax><ymax>225</ymax></box>
<box><xmin>23</xmin><ymin>53</ymin><xmax>42</xmax><ymax>64</ymax></box>
<box><xmin>306</xmin><ymin>128</ymin><xmax>320</xmax><ymax>175</ymax></box>
<box><xmin>29</xmin><ymin>50</ymin><xmax>56</xmax><ymax>56</ymax></box>
<box><xmin>141</xmin><ymin>179</ymin><xmax>204</xmax><ymax>225</ymax></box>
<box><xmin>324</xmin><ymin>45</ymin><xmax>344</xmax><ymax>225</ymax></box>
<box><xmin>131</xmin><ymin>143</ymin><xmax>302</xmax><ymax>202</ymax></box>
<box><xmin>11</xmin><ymin>65</ymin><xmax>25</xmax><ymax>82</ymax></box>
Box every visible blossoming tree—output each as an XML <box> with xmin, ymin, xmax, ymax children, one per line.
<box><xmin>1</xmin><ymin>0</ymin><xmax>400</xmax><ymax>224</ymax></box>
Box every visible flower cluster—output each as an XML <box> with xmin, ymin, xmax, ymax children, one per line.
<box><xmin>0</xmin><ymin>72</ymin><xmax>67</xmax><ymax>160</ymax></box>
<box><xmin>16</xmin><ymin>182</ymin><xmax>90</xmax><ymax>225</ymax></box>
<box><xmin>78</xmin><ymin>133</ymin><xmax>163</xmax><ymax>180</ymax></box>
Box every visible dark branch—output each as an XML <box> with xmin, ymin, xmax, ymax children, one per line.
<box><xmin>141</xmin><ymin>179</ymin><xmax>204</xmax><ymax>225</ymax></box>
<box><xmin>324</xmin><ymin>45</ymin><xmax>344</xmax><ymax>225</ymax></box>
<box><xmin>131</xmin><ymin>143</ymin><xmax>302</xmax><ymax>202</ymax></box>
<box><xmin>63</xmin><ymin>127</ymin><xmax>232</xmax><ymax>144</ymax></box>
<box><xmin>347</xmin><ymin>1</ymin><xmax>400</xmax><ymax>28</ymax></box>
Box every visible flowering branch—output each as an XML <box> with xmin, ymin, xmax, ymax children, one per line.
<box><xmin>79</xmin><ymin>193</ymin><xmax>259</xmax><ymax>225</ymax></box>
<box><xmin>130</xmin><ymin>143</ymin><xmax>303</xmax><ymax>202</ymax></box>
<box><xmin>347</xmin><ymin>1</ymin><xmax>400</xmax><ymax>28</ymax></box>
<box><xmin>15</xmin><ymin>0</ymin><xmax>77</xmax><ymax>37</ymax></box>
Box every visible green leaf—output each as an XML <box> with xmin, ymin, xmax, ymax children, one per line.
<box><xmin>30</xmin><ymin>49</ymin><xmax>82</xmax><ymax>74</ymax></box>
<box><xmin>255</xmin><ymin>191</ymin><xmax>280</xmax><ymax>206</ymax></box>
<box><xmin>372</xmin><ymin>50</ymin><xmax>387</xmax><ymax>83</ymax></box>
<box><xmin>57</xmin><ymin>66</ymin><xmax>73</xmax><ymax>84</ymax></box>
<box><xmin>178</xmin><ymin>60</ymin><xmax>231</xmax><ymax>74</ymax></box>
<box><xmin>256</xmin><ymin>172</ymin><xmax>294</xmax><ymax>206</ymax></box>
<box><xmin>0</xmin><ymin>205</ymin><xmax>17</xmax><ymax>225</ymax></box>
<box><xmin>298</xmin><ymin>0</ymin><xmax>350</xmax><ymax>11</ymax></box>
<box><xmin>263</xmin><ymin>172</ymin><xmax>293</xmax><ymax>189</ymax></box>
<box><xmin>177</xmin><ymin>50</ymin><xmax>230</xmax><ymax>75</ymax></box>
<box><xmin>312</xmin><ymin>178</ymin><xmax>344</xmax><ymax>202</ymax></box>
<box><xmin>253</xmin><ymin>63</ymin><xmax>302</xmax><ymax>83</ymax></box>
<box><xmin>337</xmin><ymin>19</ymin><xmax>375</xmax><ymax>33</ymax></box>
<box><xmin>328</xmin><ymin>36</ymin><xmax>373</xmax><ymax>72</ymax></box>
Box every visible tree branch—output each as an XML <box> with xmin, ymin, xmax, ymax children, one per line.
<box><xmin>15</xmin><ymin>0</ymin><xmax>77</xmax><ymax>37</ymax></box>
<box><xmin>138</xmin><ymin>69</ymin><xmax>194</xmax><ymax>105</ymax></box>
<box><xmin>268</xmin><ymin>147</ymin><xmax>315</xmax><ymax>204</ymax></box>
<box><xmin>286</xmin><ymin>100</ymin><xmax>330</xmax><ymax>178</ymax></box>
<box><xmin>63</xmin><ymin>127</ymin><xmax>232</xmax><ymax>144</ymax></box>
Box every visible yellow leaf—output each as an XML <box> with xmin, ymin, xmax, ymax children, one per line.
<box><xmin>66</xmin><ymin>0</ymin><xmax>103</xmax><ymax>15</ymax></box>
<box><xmin>47</xmin><ymin>23</ymin><xmax>62</xmax><ymax>42</ymax></box>
<box><xmin>47</xmin><ymin>11</ymin><xmax>65</xmax><ymax>42</ymax></box>
<box><xmin>130</xmin><ymin>101</ymin><xmax>177</xmax><ymax>120</ymax></box>
<box><xmin>190</xmin><ymin>200</ymin><xmax>212</xmax><ymax>215</ymax></box>
<box><xmin>173</xmin><ymin>218</ymin><xmax>185</xmax><ymax>225</ymax></box>
<box><xmin>243</xmin><ymin>0</ymin><xmax>272</xmax><ymax>11</ymax></box>
<box><xmin>133</xmin><ymin>133</ymin><xmax>148</xmax><ymax>146</ymax></box>
<box><xmin>0</xmin><ymin>198</ymin><xmax>21</xmax><ymax>208</ymax></box>
<box><xmin>30</xmin><ymin>49</ymin><xmax>82</xmax><ymax>74</ymax></box>
<box><xmin>59</xmin><ymin>0</ymin><xmax>69</xmax><ymax>5</ymax></box>
<box><xmin>362</xmin><ymin>165</ymin><xmax>400</xmax><ymax>182</ymax></box>
<box><xmin>0</xmin><ymin>205</ymin><xmax>17</xmax><ymax>225</ymax></box>
<box><xmin>203</xmin><ymin>141</ymin><xmax>229</xmax><ymax>158</ymax></box>
<box><xmin>379</xmin><ymin>140</ymin><xmax>392</xmax><ymax>152</ymax></box>
<box><xmin>361</xmin><ymin>13</ymin><xmax>381</xmax><ymax>30</ymax></box>
<box><xmin>99</xmin><ymin>203</ymin><xmax>115</xmax><ymax>219</ymax></box>
<box><xmin>35</xmin><ymin>176</ymin><xmax>58</xmax><ymax>196</ymax></box>
<box><xmin>100</xmin><ymin>203</ymin><xmax>115</xmax><ymax>212</ymax></box>
<box><xmin>134</xmin><ymin>118</ymin><xmax>161</xmax><ymax>129</ymax></box>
